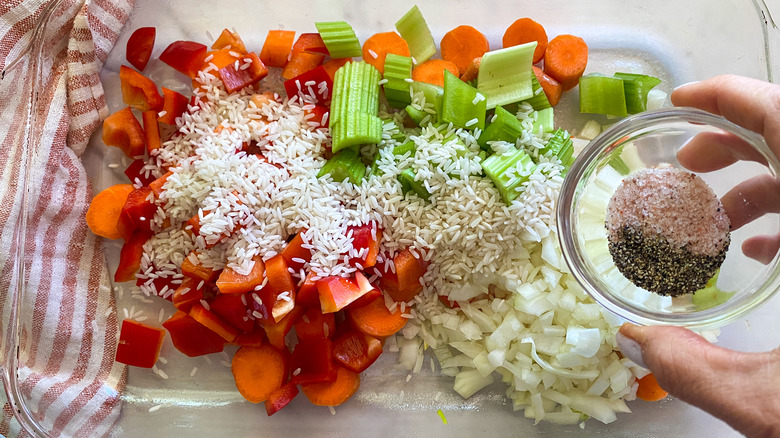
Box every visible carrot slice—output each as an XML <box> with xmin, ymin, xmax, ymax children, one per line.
<box><xmin>361</xmin><ymin>31</ymin><xmax>410</xmax><ymax>75</ymax></box>
<box><xmin>412</xmin><ymin>59</ymin><xmax>459</xmax><ymax>88</ymax></box>
<box><xmin>231</xmin><ymin>345</ymin><xmax>288</xmax><ymax>403</ymax></box>
<box><xmin>543</xmin><ymin>34</ymin><xmax>588</xmax><ymax>91</ymax></box>
<box><xmin>102</xmin><ymin>107</ymin><xmax>146</xmax><ymax>158</ymax></box>
<box><xmin>322</xmin><ymin>58</ymin><xmax>351</xmax><ymax>80</ymax></box>
<box><xmin>346</xmin><ymin>296</ymin><xmax>407</xmax><ymax>338</ymax></box>
<box><xmin>216</xmin><ymin>255</ymin><xmax>266</xmax><ymax>294</ymax></box>
<box><xmin>260</xmin><ymin>30</ymin><xmax>296</xmax><ymax>68</ymax></box>
<box><xmin>440</xmin><ymin>25</ymin><xmax>489</xmax><ymax>76</ymax></box>
<box><xmin>532</xmin><ymin>66</ymin><xmax>563</xmax><ymax>106</ymax></box>
<box><xmin>211</xmin><ymin>28</ymin><xmax>247</xmax><ymax>54</ymax></box>
<box><xmin>460</xmin><ymin>57</ymin><xmax>481</xmax><ymax>83</ymax></box>
<box><xmin>502</xmin><ymin>18</ymin><xmax>548</xmax><ymax>64</ymax></box>
<box><xmin>281</xmin><ymin>51</ymin><xmax>325</xmax><ymax>80</ymax></box>
<box><xmin>300</xmin><ymin>364</ymin><xmax>360</xmax><ymax>406</ymax></box>
<box><xmin>636</xmin><ymin>373</ymin><xmax>669</xmax><ymax>401</ymax></box>
<box><xmin>86</xmin><ymin>184</ymin><xmax>135</xmax><ymax>240</ymax></box>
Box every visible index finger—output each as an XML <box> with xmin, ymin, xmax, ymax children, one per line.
<box><xmin>671</xmin><ymin>75</ymin><xmax>780</xmax><ymax>158</ymax></box>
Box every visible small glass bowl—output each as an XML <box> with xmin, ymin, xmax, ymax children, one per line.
<box><xmin>558</xmin><ymin>108</ymin><xmax>780</xmax><ymax>329</ymax></box>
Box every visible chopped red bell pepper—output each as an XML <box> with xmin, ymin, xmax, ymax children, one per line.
<box><xmin>218</xmin><ymin>52</ymin><xmax>269</xmax><ymax>93</ymax></box>
<box><xmin>103</xmin><ymin>107</ymin><xmax>146</xmax><ymax>158</ymax></box>
<box><xmin>124</xmin><ymin>159</ymin><xmax>156</xmax><ymax>187</ymax></box>
<box><xmin>259</xmin><ymin>30</ymin><xmax>296</xmax><ymax>68</ymax></box>
<box><xmin>348</xmin><ymin>223</ymin><xmax>382</xmax><ymax>268</ymax></box>
<box><xmin>142</xmin><ymin>110</ymin><xmax>161</xmax><ymax>154</ymax></box>
<box><xmin>115</xmin><ymin>319</ymin><xmax>165</xmax><ymax>368</ymax></box>
<box><xmin>159</xmin><ymin>40</ymin><xmax>208</xmax><ymax>79</ymax></box>
<box><xmin>294</xmin><ymin>307</ymin><xmax>335</xmax><ymax>341</ymax></box>
<box><xmin>181</xmin><ymin>251</ymin><xmax>221</xmax><ymax>282</ymax></box>
<box><xmin>264</xmin><ymin>381</ymin><xmax>299</xmax><ymax>416</ymax></box>
<box><xmin>210</xmin><ymin>292</ymin><xmax>255</xmax><ymax>333</ymax></box>
<box><xmin>189</xmin><ymin>302</ymin><xmax>239</xmax><ymax>342</ymax></box>
<box><xmin>172</xmin><ymin>276</ymin><xmax>209</xmax><ymax>312</ymax></box>
<box><xmin>280</xmin><ymin>231</ymin><xmax>312</xmax><ymax>271</ymax></box>
<box><xmin>216</xmin><ymin>256</ymin><xmax>265</xmax><ymax>294</ymax></box>
<box><xmin>305</xmin><ymin>105</ymin><xmax>329</xmax><ymax>127</ymax></box>
<box><xmin>332</xmin><ymin>329</ymin><xmax>383</xmax><ymax>373</ymax></box>
<box><xmin>290</xmin><ymin>338</ymin><xmax>336</xmax><ymax>385</ymax></box>
<box><xmin>390</xmin><ymin>248</ymin><xmax>426</xmax><ymax>302</ymax></box>
<box><xmin>295</xmin><ymin>271</ymin><xmax>320</xmax><ymax>309</ymax></box>
<box><xmin>281</xmin><ymin>51</ymin><xmax>325</xmax><ymax>81</ymax></box>
<box><xmin>346</xmin><ymin>286</ymin><xmax>382</xmax><ymax>310</ymax></box>
<box><xmin>116</xmin><ymin>186</ymin><xmax>156</xmax><ymax>240</ymax></box>
<box><xmin>211</xmin><ymin>28</ymin><xmax>247</xmax><ymax>54</ymax></box>
<box><xmin>262</xmin><ymin>305</ymin><xmax>305</xmax><ymax>350</ymax></box>
<box><xmin>163</xmin><ymin>310</ymin><xmax>226</xmax><ymax>357</ymax></box>
<box><xmin>158</xmin><ymin>87</ymin><xmax>189</xmax><ymax>125</ymax></box>
<box><xmin>283</xmin><ymin>65</ymin><xmax>332</xmax><ymax>106</ymax></box>
<box><xmin>126</xmin><ymin>27</ymin><xmax>156</xmax><ymax>71</ymax></box>
<box><xmin>115</xmin><ymin>229</ymin><xmax>152</xmax><ymax>282</ymax></box>
<box><xmin>233</xmin><ymin>326</ymin><xmax>266</xmax><ymax>347</ymax></box>
<box><xmin>119</xmin><ymin>65</ymin><xmax>163</xmax><ymax>111</ymax></box>
<box><xmin>292</xmin><ymin>33</ymin><xmax>329</xmax><ymax>55</ymax></box>
<box><xmin>316</xmin><ymin>275</ymin><xmax>371</xmax><ymax>314</ymax></box>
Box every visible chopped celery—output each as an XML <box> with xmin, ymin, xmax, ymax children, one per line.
<box><xmin>477</xmin><ymin>106</ymin><xmax>523</xmax><ymax>149</ymax></box>
<box><xmin>315</xmin><ymin>21</ymin><xmax>362</xmax><ymax>58</ymax></box>
<box><xmin>411</xmin><ymin>81</ymin><xmax>443</xmax><ymax>114</ymax></box>
<box><xmin>608</xmin><ymin>154</ymin><xmax>631</xmax><ymax>176</ymax></box>
<box><xmin>531</xmin><ymin>107</ymin><xmax>554</xmax><ymax>134</ymax></box>
<box><xmin>383</xmin><ymin>54</ymin><xmax>413</xmax><ymax>108</ymax></box>
<box><xmin>395</xmin><ymin>5</ymin><xmax>436</xmax><ymax>63</ymax></box>
<box><xmin>541</xmin><ymin>129</ymin><xmax>574</xmax><ymax>164</ymax></box>
<box><xmin>393</xmin><ymin>140</ymin><xmax>417</xmax><ymax>156</ymax></box>
<box><xmin>317</xmin><ymin>148</ymin><xmax>366</xmax><ymax>184</ymax></box>
<box><xmin>523</xmin><ymin>74</ymin><xmax>552</xmax><ymax>111</ymax></box>
<box><xmin>481</xmin><ymin>147</ymin><xmax>537</xmax><ymax>205</ymax></box>
<box><xmin>614</xmin><ymin>72</ymin><xmax>662</xmax><ymax>114</ymax></box>
<box><xmin>398</xmin><ymin>168</ymin><xmax>431</xmax><ymax>200</ymax></box>
<box><xmin>404</xmin><ymin>104</ymin><xmax>428</xmax><ymax>126</ymax></box>
<box><xmin>579</xmin><ymin>74</ymin><xmax>627</xmax><ymax>117</ymax></box>
<box><xmin>477</xmin><ymin>42</ymin><xmax>536</xmax><ymax>110</ymax></box>
<box><xmin>692</xmin><ymin>271</ymin><xmax>735</xmax><ymax>310</ymax></box>
<box><xmin>330</xmin><ymin>61</ymin><xmax>382</xmax><ymax>152</ymax></box>
<box><xmin>442</xmin><ymin>70</ymin><xmax>486</xmax><ymax>130</ymax></box>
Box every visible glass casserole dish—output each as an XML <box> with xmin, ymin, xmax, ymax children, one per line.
<box><xmin>4</xmin><ymin>0</ymin><xmax>780</xmax><ymax>436</ymax></box>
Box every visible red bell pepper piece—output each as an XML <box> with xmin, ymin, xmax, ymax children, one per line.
<box><xmin>163</xmin><ymin>310</ymin><xmax>226</xmax><ymax>357</ymax></box>
<box><xmin>233</xmin><ymin>326</ymin><xmax>266</xmax><ymax>347</ymax></box>
<box><xmin>263</xmin><ymin>305</ymin><xmax>305</xmax><ymax>350</ymax></box>
<box><xmin>292</xmin><ymin>33</ymin><xmax>329</xmax><ymax>55</ymax></box>
<box><xmin>218</xmin><ymin>52</ymin><xmax>269</xmax><ymax>93</ymax></box>
<box><xmin>283</xmin><ymin>65</ymin><xmax>332</xmax><ymax>106</ymax></box>
<box><xmin>264</xmin><ymin>381</ymin><xmax>299</xmax><ymax>416</ymax></box>
<box><xmin>259</xmin><ymin>30</ymin><xmax>296</xmax><ymax>68</ymax></box>
<box><xmin>172</xmin><ymin>276</ymin><xmax>210</xmax><ymax>312</ymax></box>
<box><xmin>346</xmin><ymin>287</ymin><xmax>382</xmax><ymax>310</ymax></box>
<box><xmin>290</xmin><ymin>339</ymin><xmax>336</xmax><ymax>385</ymax></box>
<box><xmin>348</xmin><ymin>223</ymin><xmax>382</xmax><ymax>268</ymax></box>
<box><xmin>124</xmin><ymin>159</ymin><xmax>156</xmax><ymax>187</ymax></box>
<box><xmin>126</xmin><ymin>27</ymin><xmax>156</xmax><ymax>71</ymax></box>
<box><xmin>103</xmin><ymin>107</ymin><xmax>145</xmax><ymax>158</ymax></box>
<box><xmin>332</xmin><ymin>329</ymin><xmax>383</xmax><ymax>373</ymax></box>
<box><xmin>181</xmin><ymin>251</ymin><xmax>221</xmax><ymax>283</ymax></box>
<box><xmin>216</xmin><ymin>256</ymin><xmax>265</xmax><ymax>294</ymax></box>
<box><xmin>116</xmin><ymin>186</ymin><xmax>156</xmax><ymax>240</ymax></box>
<box><xmin>305</xmin><ymin>105</ymin><xmax>329</xmax><ymax>127</ymax></box>
<box><xmin>280</xmin><ymin>231</ymin><xmax>312</xmax><ymax>271</ymax></box>
<box><xmin>389</xmin><ymin>248</ymin><xmax>426</xmax><ymax>302</ymax></box>
<box><xmin>115</xmin><ymin>319</ymin><xmax>165</xmax><ymax>368</ymax></box>
<box><xmin>158</xmin><ymin>87</ymin><xmax>189</xmax><ymax>125</ymax></box>
<box><xmin>296</xmin><ymin>271</ymin><xmax>320</xmax><ymax>309</ymax></box>
<box><xmin>210</xmin><ymin>292</ymin><xmax>255</xmax><ymax>333</ymax></box>
<box><xmin>189</xmin><ymin>302</ymin><xmax>239</xmax><ymax>342</ymax></box>
<box><xmin>114</xmin><ymin>229</ymin><xmax>152</xmax><ymax>282</ymax></box>
<box><xmin>159</xmin><ymin>40</ymin><xmax>208</xmax><ymax>79</ymax></box>
<box><xmin>142</xmin><ymin>110</ymin><xmax>161</xmax><ymax>154</ymax></box>
<box><xmin>264</xmin><ymin>254</ymin><xmax>297</xmax><ymax>322</ymax></box>
<box><xmin>281</xmin><ymin>51</ymin><xmax>325</xmax><ymax>81</ymax></box>
<box><xmin>211</xmin><ymin>28</ymin><xmax>247</xmax><ymax>54</ymax></box>
<box><xmin>316</xmin><ymin>276</ymin><xmax>371</xmax><ymax>314</ymax></box>
<box><xmin>119</xmin><ymin>65</ymin><xmax>163</xmax><ymax>111</ymax></box>
<box><xmin>294</xmin><ymin>307</ymin><xmax>335</xmax><ymax>341</ymax></box>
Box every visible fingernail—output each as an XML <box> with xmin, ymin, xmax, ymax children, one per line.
<box><xmin>673</xmin><ymin>81</ymin><xmax>699</xmax><ymax>92</ymax></box>
<box><xmin>616</xmin><ymin>331</ymin><xmax>647</xmax><ymax>369</ymax></box>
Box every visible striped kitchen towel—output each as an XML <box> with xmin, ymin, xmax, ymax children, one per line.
<box><xmin>0</xmin><ymin>0</ymin><xmax>132</xmax><ymax>436</ymax></box>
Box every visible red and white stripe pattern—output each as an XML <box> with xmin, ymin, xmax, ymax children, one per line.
<box><xmin>0</xmin><ymin>0</ymin><xmax>133</xmax><ymax>436</ymax></box>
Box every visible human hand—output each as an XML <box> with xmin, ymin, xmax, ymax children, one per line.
<box><xmin>616</xmin><ymin>75</ymin><xmax>780</xmax><ymax>438</ymax></box>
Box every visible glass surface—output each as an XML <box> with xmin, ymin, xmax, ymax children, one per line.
<box><xmin>5</xmin><ymin>0</ymin><xmax>780</xmax><ymax>437</ymax></box>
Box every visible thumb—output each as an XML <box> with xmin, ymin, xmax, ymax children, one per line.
<box><xmin>616</xmin><ymin>323</ymin><xmax>780</xmax><ymax>438</ymax></box>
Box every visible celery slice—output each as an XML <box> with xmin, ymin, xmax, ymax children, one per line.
<box><xmin>395</xmin><ymin>5</ymin><xmax>436</xmax><ymax>63</ymax></box>
<box><xmin>393</xmin><ymin>140</ymin><xmax>417</xmax><ymax>156</ymax></box>
<box><xmin>317</xmin><ymin>148</ymin><xmax>366</xmax><ymax>184</ymax></box>
<box><xmin>531</xmin><ymin>107</ymin><xmax>554</xmax><ymax>134</ymax></box>
<box><xmin>383</xmin><ymin>54</ymin><xmax>413</xmax><ymax>108</ymax></box>
<box><xmin>579</xmin><ymin>74</ymin><xmax>627</xmax><ymax>117</ymax></box>
<box><xmin>315</xmin><ymin>21</ymin><xmax>362</xmax><ymax>58</ymax></box>
<box><xmin>330</xmin><ymin>61</ymin><xmax>382</xmax><ymax>152</ymax></box>
<box><xmin>477</xmin><ymin>42</ymin><xmax>536</xmax><ymax>110</ymax></box>
<box><xmin>523</xmin><ymin>74</ymin><xmax>552</xmax><ymax>111</ymax></box>
<box><xmin>404</xmin><ymin>104</ymin><xmax>428</xmax><ymax>126</ymax></box>
<box><xmin>411</xmin><ymin>81</ymin><xmax>443</xmax><ymax>114</ymax></box>
<box><xmin>481</xmin><ymin>147</ymin><xmax>537</xmax><ymax>204</ymax></box>
<box><xmin>398</xmin><ymin>168</ymin><xmax>431</xmax><ymax>200</ymax></box>
<box><xmin>478</xmin><ymin>106</ymin><xmax>523</xmax><ymax>149</ymax></box>
<box><xmin>331</xmin><ymin>113</ymin><xmax>383</xmax><ymax>152</ymax></box>
<box><xmin>614</xmin><ymin>72</ymin><xmax>662</xmax><ymax>114</ymax></box>
<box><xmin>541</xmin><ymin>128</ymin><xmax>574</xmax><ymax>163</ymax></box>
<box><xmin>442</xmin><ymin>70</ymin><xmax>487</xmax><ymax>130</ymax></box>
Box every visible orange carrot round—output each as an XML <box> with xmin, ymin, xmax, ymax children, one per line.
<box><xmin>440</xmin><ymin>25</ymin><xmax>489</xmax><ymax>76</ymax></box>
<box><xmin>361</xmin><ymin>31</ymin><xmax>410</xmax><ymax>75</ymax></box>
<box><xmin>532</xmin><ymin>66</ymin><xmax>563</xmax><ymax>106</ymax></box>
<box><xmin>86</xmin><ymin>184</ymin><xmax>135</xmax><ymax>240</ymax></box>
<box><xmin>412</xmin><ymin>59</ymin><xmax>459</xmax><ymax>88</ymax></box>
<box><xmin>543</xmin><ymin>34</ymin><xmax>588</xmax><ymax>91</ymax></box>
<box><xmin>346</xmin><ymin>296</ymin><xmax>407</xmax><ymax>338</ymax></box>
<box><xmin>636</xmin><ymin>373</ymin><xmax>669</xmax><ymax>402</ymax></box>
<box><xmin>231</xmin><ymin>345</ymin><xmax>288</xmax><ymax>403</ymax></box>
<box><xmin>502</xmin><ymin>18</ymin><xmax>548</xmax><ymax>64</ymax></box>
<box><xmin>300</xmin><ymin>364</ymin><xmax>360</xmax><ymax>406</ymax></box>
